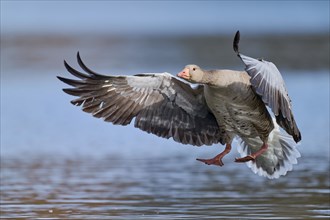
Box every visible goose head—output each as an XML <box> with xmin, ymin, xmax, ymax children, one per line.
<box><xmin>177</xmin><ymin>64</ymin><xmax>204</xmax><ymax>83</ymax></box>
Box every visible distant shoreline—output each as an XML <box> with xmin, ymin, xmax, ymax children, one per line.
<box><xmin>1</xmin><ymin>33</ymin><xmax>329</xmax><ymax>71</ymax></box>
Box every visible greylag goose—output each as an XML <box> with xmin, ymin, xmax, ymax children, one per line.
<box><xmin>58</xmin><ymin>31</ymin><xmax>301</xmax><ymax>179</ymax></box>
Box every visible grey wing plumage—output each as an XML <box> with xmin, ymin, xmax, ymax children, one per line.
<box><xmin>233</xmin><ymin>31</ymin><xmax>301</xmax><ymax>142</ymax></box>
<box><xmin>57</xmin><ymin>52</ymin><xmax>225</xmax><ymax>146</ymax></box>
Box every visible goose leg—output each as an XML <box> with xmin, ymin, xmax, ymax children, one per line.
<box><xmin>235</xmin><ymin>143</ymin><xmax>268</xmax><ymax>162</ymax></box>
<box><xmin>196</xmin><ymin>143</ymin><xmax>232</xmax><ymax>166</ymax></box>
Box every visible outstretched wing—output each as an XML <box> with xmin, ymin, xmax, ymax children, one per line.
<box><xmin>233</xmin><ymin>31</ymin><xmax>301</xmax><ymax>142</ymax></box>
<box><xmin>57</xmin><ymin>52</ymin><xmax>226</xmax><ymax>146</ymax></box>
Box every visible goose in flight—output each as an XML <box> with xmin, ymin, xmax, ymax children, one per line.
<box><xmin>58</xmin><ymin>31</ymin><xmax>301</xmax><ymax>179</ymax></box>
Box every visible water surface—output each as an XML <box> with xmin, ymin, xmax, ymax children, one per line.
<box><xmin>1</xmin><ymin>35</ymin><xmax>329</xmax><ymax>219</ymax></box>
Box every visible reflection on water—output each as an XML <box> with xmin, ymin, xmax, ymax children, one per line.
<box><xmin>1</xmin><ymin>34</ymin><xmax>329</xmax><ymax>219</ymax></box>
<box><xmin>1</xmin><ymin>153</ymin><xmax>329</xmax><ymax>219</ymax></box>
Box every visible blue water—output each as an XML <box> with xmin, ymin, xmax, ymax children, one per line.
<box><xmin>1</xmin><ymin>34</ymin><xmax>329</xmax><ymax>219</ymax></box>
<box><xmin>1</xmin><ymin>70</ymin><xmax>329</xmax><ymax>219</ymax></box>
<box><xmin>1</xmin><ymin>71</ymin><xmax>329</xmax><ymax>158</ymax></box>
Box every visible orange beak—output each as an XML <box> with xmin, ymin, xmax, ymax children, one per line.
<box><xmin>177</xmin><ymin>68</ymin><xmax>190</xmax><ymax>80</ymax></box>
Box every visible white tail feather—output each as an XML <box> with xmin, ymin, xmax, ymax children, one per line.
<box><xmin>237</xmin><ymin>119</ymin><xmax>301</xmax><ymax>179</ymax></box>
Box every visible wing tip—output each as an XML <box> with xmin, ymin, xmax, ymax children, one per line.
<box><xmin>57</xmin><ymin>75</ymin><xmax>69</xmax><ymax>84</ymax></box>
<box><xmin>76</xmin><ymin>51</ymin><xmax>106</xmax><ymax>77</ymax></box>
<box><xmin>293</xmin><ymin>130</ymin><xmax>302</xmax><ymax>143</ymax></box>
<box><xmin>56</xmin><ymin>75</ymin><xmax>64</xmax><ymax>81</ymax></box>
<box><xmin>63</xmin><ymin>59</ymin><xmax>76</xmax><ymax>74</ymax></box>
<box><xmin>233</xmin><ymin>30</ymin><xmax>240</xmax><ymax>54</ymax></box>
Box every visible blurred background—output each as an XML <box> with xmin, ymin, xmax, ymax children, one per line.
<box><xmin>1</xmin><ymin>1</ymin><xmax>329</xmax><ymax>219</ymax></box>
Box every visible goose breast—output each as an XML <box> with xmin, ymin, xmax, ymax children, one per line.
<box><xmin>203</xmin><ymin>71</ymin><xmax>274</xmax><ymax>142</ymax></box>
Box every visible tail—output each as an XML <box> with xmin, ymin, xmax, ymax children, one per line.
<box><xmin>237</xmin><ymin>119</ymin><xmax>301</xmax><ymax>179</ymax></box>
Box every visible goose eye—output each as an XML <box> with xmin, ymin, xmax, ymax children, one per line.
<box><xmin>193</xmin><ymin>68</ymin><xmax>196</xmax><ymax>71</ymax></box>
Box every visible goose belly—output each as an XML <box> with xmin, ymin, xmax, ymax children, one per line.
<box><xmin>204</xmin><ymin>86</ymin><xmax>273</xmax><ymax>140</ymax></box>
